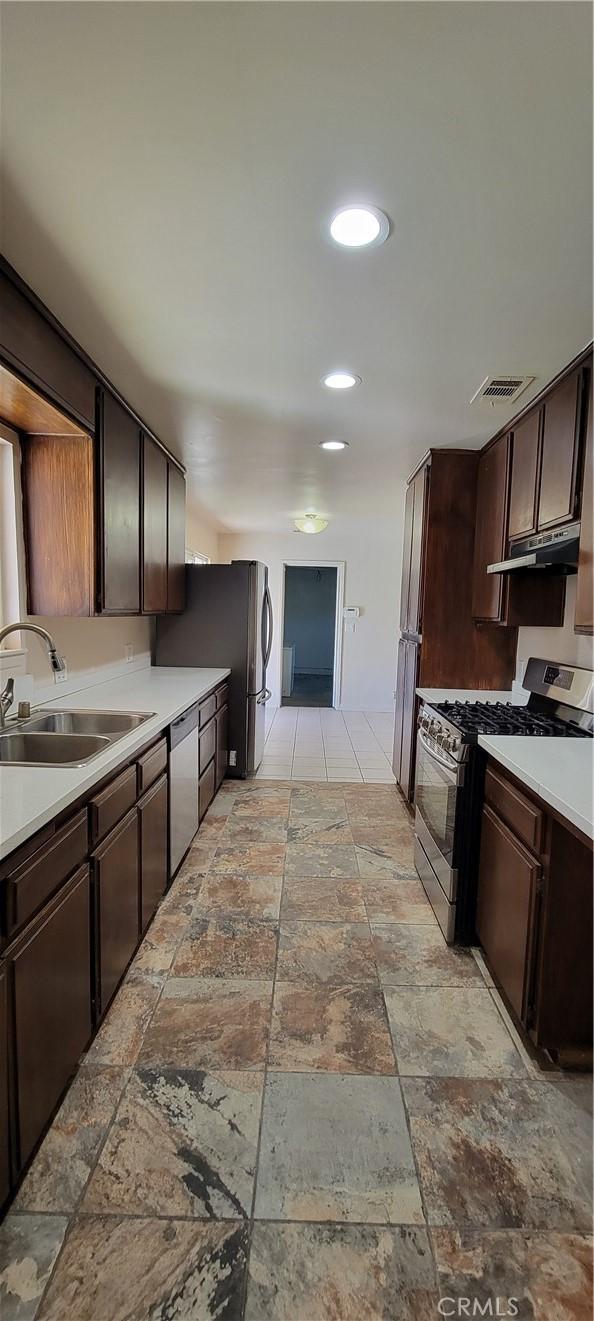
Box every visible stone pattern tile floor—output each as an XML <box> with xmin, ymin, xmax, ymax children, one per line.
<box><xmin>259</xmin><ymin>706</ymin><xmax>397</xmax><ymax>781</ymax></box>
<box><xmin>1</xmin><ymin>780</ymin><xmax>592</xmax><ymax>1320</ymax></box>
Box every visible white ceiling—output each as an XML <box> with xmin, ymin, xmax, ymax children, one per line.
<box><xmin>1</xmin><ymin>1</ymin><xmax>592</xmax><ymax>532</ymax></box>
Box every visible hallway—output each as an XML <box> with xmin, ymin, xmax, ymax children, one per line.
<box><xmin>259</xmin><ymin>706</ymin><xmax>395</xmax><ymax>781</ymax></box>
<box><xmin>0</xmin><ymin>781</ymin><xmax>591</xmax><ymax>1320</ymax></box>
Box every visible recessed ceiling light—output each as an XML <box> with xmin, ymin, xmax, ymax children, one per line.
<box><xmin>329</xmin><ymin>205</ymin><xmax>390</xmax><ymax>248</ymax></box>
<box><xmin>322</xmin><ymin>371</ymin><xmax>361</xmax><ymax>390</ymax></box>
<box><xmin>320</xmin><ymin>439</ymin><xmax>349</xmax><ymax>451</ymax></box>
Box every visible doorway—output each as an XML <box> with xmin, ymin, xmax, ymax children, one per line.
<box><xmin>281</xmin><ymin>563</ymin><xmax>342</xmax><ymax>707</ymax></box>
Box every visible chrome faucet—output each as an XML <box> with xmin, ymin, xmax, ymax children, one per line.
<box><xmin>0</xmin><ymin>622</ymin><xmax>66</xmax><ymax>728</ymax></box>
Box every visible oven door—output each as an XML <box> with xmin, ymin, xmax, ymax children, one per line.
<box><xmin>414</xmin><ymin>729</ymin><xmax>464</xmax><ymax>899</ymax></box>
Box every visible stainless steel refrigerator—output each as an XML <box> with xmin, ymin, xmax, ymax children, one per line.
<box><xmin>154</xmin><ymin>561</ymin><xmax>273</xmax><ymax>777</ymax></box>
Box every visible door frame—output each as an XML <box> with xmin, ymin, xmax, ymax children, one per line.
<box><xmin>279</xmin><ymin>559</ymin><xmax>345</xmax><ymax>708</ymax></box>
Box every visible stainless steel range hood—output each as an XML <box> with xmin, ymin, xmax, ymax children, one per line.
<box><xmin>487</xmin><ymin>521</ymin><xmax>580</xmax><ymax>574</ymax></box>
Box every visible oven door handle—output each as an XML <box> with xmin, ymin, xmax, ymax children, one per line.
<box><xmin>417</xmin><ymin>729</ymin><xmax>465</xmax><ymax>784</ymax></box>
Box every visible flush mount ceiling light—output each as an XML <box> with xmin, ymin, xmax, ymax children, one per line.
<box><xmin>294</xmin><ymin>514</ymin><xmax>328</xmax><ymax>534</ymax></box>
<box><xmin>322</xmin><ymin>371</ymin><xmax>361</xmax><ymax>390</ymax></box>
<box><xmin>320</xmin><ymin>439</ymin><xmax>349</xmax><ymax>451</ymax></box>
<box><xmin>329</xmin><ymin>205</ymin><xmax>390</xmax><ymax>249</ymax></box>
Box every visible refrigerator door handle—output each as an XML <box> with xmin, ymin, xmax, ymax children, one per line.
<box><xmin>262</xmin><ymin>584</ymin><xmax>274</xmax><ymax>669</ymax></box>
<box><xmin>257</xmin><ymin>687</ymin><xmax>272</xmax><ymax>705</ymax></box>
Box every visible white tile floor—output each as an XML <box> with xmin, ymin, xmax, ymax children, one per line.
<box><xmin>258</xmin><ymin>706</ymin><xmax>396</xmax><ymax>781</ymax></box>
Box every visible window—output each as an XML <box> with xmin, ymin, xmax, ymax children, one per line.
<box><xmin>0</xmin><ymin>422</ymin><xmax>25</xmax><ymax>631</ymax></box>
<box><xmin>185</xmin><ymin>548</ymin><xmax>210</xmax><ymax>565</ymax></box>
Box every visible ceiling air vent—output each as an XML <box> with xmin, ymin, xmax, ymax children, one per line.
<box><xmin>469</xmin><ymin>374</ymin><xmax>535</xmax><ymax>406</ymax></box>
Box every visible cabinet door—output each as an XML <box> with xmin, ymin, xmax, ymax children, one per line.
<box><xmin>167</xmin><ymin>463</ymin><xmax>186</xmax><ymax>612</ymax></box>
<box><xmin>97</xmin><ymin>389</ymin><xmax>141</xmax><ymax>613</ymax></box>
<box><xmin>395</xmin><ymin>640</ymin><xmax>419</xmax><ymax>803</ymax></box>
<box><xmin>476</xmin><ymin>804</ymin><xmax>540</xmax><ymax>1023</ymax></box>
<box><xmin>216</xmin><ymin>705</ymin><xmax>229</xmax><ymax>790</ymax></box>
<box><xmin>471</xmin><ymin>434</ymin><xmax>510</xmax><ymax>621</ymax></box>
<box><xmin>92</xmin><ymin>809</ymin><xmax>140</xmax><ymax>1018</ymax></box>
<box><xmin>0</xmin><ymin>962</ymin><xmax>10</xmax><ymax>1208</ymax></box>
<box><xmin>0</xmin><ymin>268</ymin><xmax>96</xmax><ymax>431</ymax></box>
<box><xmin>399</xmin><ymin>481</ymin><xmax>415</xmax><ymax>632</ymax></box>
<box><xmin>575</xmin><ymin>367</ymin><xmax>593</xmax><ymax>633</ymax></box>
<box><xmin>142</xmin><ymin>435</ymin><xmax>168</xmax><ymax>614</ymax></box>
<box><xmin>138</xmin><ymin>774</ymin><xmax>168</xmax><ymax>933</ymax></box>
<box><xmin>9</xmin><ymin>866</ymin><xmax>92</xmax><ymax>1167</ymax></box>
<box><xmin>407</xmin><ymin>466</ymin><xmax>427</xmax><ymax>636</ymax></box>
<box><xmin>508</xmin><ymin>411</ymin><xmax>541</xmax><ymax>541</ymax></box>
<box><xmin>537</xmin><ymin>370</ymin><xmax>582</xmax><ymax>530</ymax></box>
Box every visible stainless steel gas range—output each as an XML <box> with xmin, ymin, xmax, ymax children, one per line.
<box><xmin>413</xmin><ymin>657</ymin><xmax>594</xmax><ymax>944</ymax></box>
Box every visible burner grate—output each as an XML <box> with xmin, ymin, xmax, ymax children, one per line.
<box><xmin>431</xmin><ymin>700</ymin><xmax>590</xmax><ymax>739</ymax></box>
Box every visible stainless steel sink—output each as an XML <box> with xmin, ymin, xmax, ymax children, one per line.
<box><xmin>0</xmin><ymin>708</ymin><xmax>156</xmax><ymax>766</ymax></box>
<box><xmin>0</xmin><ymin>732</ymin><xmax>111</xmax><ymax>766</ymax></box>
<box><xmin>22</xmin><ymin>710</ymin><xmax>152</xmax><ymax>736</ymax></box>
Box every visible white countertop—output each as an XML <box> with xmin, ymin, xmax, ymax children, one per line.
<box><xmin>478</xmin><ymin>735</ymin><xmax>594</xmax><ymax>842</ymax></box>
<box><xmin>0</xmin><ymin>666</ymin><xmax>230</xmax><ymax>860</ymax></box>
<box><xmin>417</xmin><ymin>687</ymin><xmax>527</xmax><ymax>705</ymax></box>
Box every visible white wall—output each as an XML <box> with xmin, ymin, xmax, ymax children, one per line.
<box><xmin>515</xmin><ymin>575</ymin><xmax>594</xmax><ymax>681</ymax></box>
<box><xmin>218</xmin><ymin>516</ymin><xmax>402</xmax><ymax>711</ymax></box>
<box><xmin>283</xmin><ymin>566</ymin><xmax>336</xmax><ymax>675</ymax></box>
<box><xmin>186</xmin><ymin>503</ymin><xmax>221</xmax><ymax>563</ymax></box>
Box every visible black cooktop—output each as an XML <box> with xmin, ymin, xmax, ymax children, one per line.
<box><xmin>430</xmin><ymin>700</ymin><xmax>590</xmax><ymax>739</ymax></box>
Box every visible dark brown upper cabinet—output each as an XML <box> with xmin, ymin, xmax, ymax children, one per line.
<box><xmin>0</xmin><ymin>267</ymin><xmax>96</xmax><ymax>432</ymax></box>
<box><xmin>537</xmin><ymin>369</ymin><xmax>584</xmax><ymax>530</ymax></box>
<box><xmin>97</xmin><ymin>389</ymin><xmax>141</xmax><ymax>614</ymax></box>
<box><xmin>1</xmin><ymin>256</ymin><xmax>187</xmax><ymax>619</ymax></box>
<box><xmin>167</xmin><ymin>461</ymin><xmax>186</xmax><ymax>613</ymax></box>
<box><xmin>23</xmin><ymin>434</ymin><xmax>96</xmax><ymax>617</ymax></box>
<box><xmin>471</xmin><ymin>433</ymin><xmax>565</xmax><ymax>629</ymax></box>
<box><xmin>575</xmin><ymin>365</ymin><xmax>593</xmax><ymax>634</ymax></box>
<box><xmin>142</xmin><ymin>434</ymin><xmax>168</xmax><ymax>614</ymax></box>
<box><xmin>472</xmin><ymin>434</ymin><xmax>510</xmax><ymax>623</ymax></box>
<box><xmin>508</xmin><ymin>411</ymin><xmax>541</xmax><ymax>542</ymax></box>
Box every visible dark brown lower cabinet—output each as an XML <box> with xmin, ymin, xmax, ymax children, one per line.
<box><xmin>8</xmin><ymin>865</ymin><xmax>92</xmax><ymax>1167</ymax></box>
<box><xmin>0</xmin><ymin>962</ymin><xmax>10</xmax><ymax>1207</ymax></box>
<box><xmin>138</xmin><ymin>774</ymin><xmax>168</xmax><ymax>933</ymax></box>
<box><xmin>92</xmin><ymin>809</ymin><xmax>140</xmax><ymax>1019</ymax></box>
<box><xmin>199</xmin><ymin>759</ymin><xmax>216</xmax><ymax>821</ymax></box>
<box><xmin>477</xmin><ymin>762</ymin><xmax>593</xmax><ymax>1064</ymax></box>
<box><xmin>476</xmin><ymin>804</ymin><xmax>540</xmax><ymax>1022</ymax></box>
<box><xmin>216</xmin><ymin>704</ymin><xmax>229</xmax><ymax>790</ymax></box>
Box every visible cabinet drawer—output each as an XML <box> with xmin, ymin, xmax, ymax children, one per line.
<box><xmin>199</xmin><ymin>718</ymin><xmax>216</xmax><ymax>776</ymax></box>
<box><xmin>137</xmin><ymin>737</ymin><xmax>167</xmax><ymax>795</ymax></box>
<box><xmin>484</xmin><ymin>765</ymin><xmax>544</xmax><ymax>854</ymax></box>
<box><xmin>5</xmin><ymin>810</ymin><xmax>88</xmax><ymax>936</ymax></box>
<box><xmin>199</xmin><ymin>760</ymin><xmax>215</xmax><ymax>821</ymax></box>
<box><xmin>216</xmin><ymin>683</ymin><xmax>229</xmax><ymax>710</ymax></box>
<box><xmin>89</xmin><ymin>765</ymin><xmax>137</xmax><ymax>845</ymax></box>
<box><xmin>199</xmin><ymin>693</ymin><xmax>217</xmax><ymax>728</ymax></box>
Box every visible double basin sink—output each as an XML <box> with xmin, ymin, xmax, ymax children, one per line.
<box><xmin>0</xmin><ymin>709</ymin><xmax>155</xmax><ymax>766</ymax></box>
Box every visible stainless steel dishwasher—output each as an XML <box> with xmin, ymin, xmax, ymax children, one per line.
<box><xmin>169</xmin><ymin>703</ymin><xmax>200</xmax><ymax>875</ymax></box>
